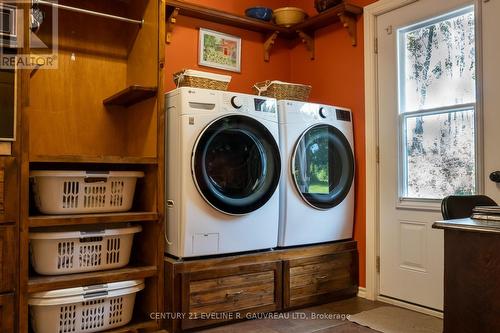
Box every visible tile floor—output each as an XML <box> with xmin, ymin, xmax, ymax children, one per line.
<box><xmin>198</xmin><ymin>297</ymin><xmax>385</xmax><ymax>333</ymax></box>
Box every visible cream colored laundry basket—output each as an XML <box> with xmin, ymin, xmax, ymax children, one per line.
<box><xmin>29</xmin><ymin>279</ymin><xmax>145</xmax><ymax>333</ymax></box>
<box><xmin>30</xmin><ymin>171</ymin><xmax>144</xmax><ymax>214</ymax></box>
<box><xmin>29</xmin><ymin>225</ymin><xmax>142</xmax><ymax>275</ymax></box>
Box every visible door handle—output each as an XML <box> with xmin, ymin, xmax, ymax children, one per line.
<box><xmin>490</xmin><ymin>171</ymin><xmax>500</xmax><ymax>183</ymax></box>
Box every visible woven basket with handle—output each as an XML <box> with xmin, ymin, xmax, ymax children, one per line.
<box><xmin>173</xmin><ymin>70</ymin><xmax>230</xmax><ymax>91</ymax></box>
<box><xmin>253</xmin><ymin>80</ymin><xmax>311</xmax><ymax>101</ymax></box>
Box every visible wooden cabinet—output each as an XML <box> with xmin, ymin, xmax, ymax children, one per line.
<box><xmin>0</xmin><ymin>226</ymin><xmax>16</xmax><ymax>293</ymax></box>
<box><xmin>165</xmin><ymin>241</ymin><xmax>358</xmax><ymax>332</ymax></box>
<box><xmin>0</xmin><ymin>157</ymin><xmax>17</xmax><ymax>224</ymax></box>
<box><xmin>0</xmin><ymin>293</ymin><xmax>14</xmax><ymax>333</ymax></box>
<box><xmin>180</xmin><ymin>262</ymin><xmax>282</xmax><ymax>330</ymax></box>
<box><xmin>284</xmin><ymin>249</ymin><xmax>358</xmax><ymax>309</ymax></box>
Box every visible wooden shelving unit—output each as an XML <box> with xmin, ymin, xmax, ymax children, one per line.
<box><xmin>28</xmin><ymin>266</ymin><xmax>158</xmax><ymax>293</ymax></box>
<box><xmin>18</xmin><ymin>0</ymin><xmax>166</xmax><ymax>332</ymax></box>
<box><xmin>29</xmin><ymin>211</ymin><xmax>159</xmax><ymax>228</ymax></box>
<box><xmin>165</xmin><ymin>0</ymin><xmax>363</xmax><ymax>60</ymax></box>
<box><xmin>104</xmin><ymin>85</ymin><xmax>158</xmax><ymax>108</ymax></box>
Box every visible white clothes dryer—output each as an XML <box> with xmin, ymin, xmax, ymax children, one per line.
<box><xmin>277</xmin><ymin>100</ymin><xmax>355</xmax><ymax>247</ymax></box>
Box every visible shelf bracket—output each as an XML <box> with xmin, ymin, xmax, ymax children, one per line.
<box><xmin>264</xmin><ymin>31</ymin><xmax>279</xmax><ymax>62</ymax></box>
<box><xmin>338</xmin><ymin>12</ymin><xmax>357</xmax><ymax>46</ymax></box>
<box><xmin>166</xmin><ymin>7</ymin><xmax>179</xmax><ymax>44</ymax></box>
<box><xmin>297</xmin><ymin>30</ymin><xmax>315</xmax><ymax>60</ymax></box>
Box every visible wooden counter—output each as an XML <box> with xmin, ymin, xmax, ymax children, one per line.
<box><xmin>433</xmin><ymin>218</ymin><xmax>500</xmax><ymax>333</ymax></box>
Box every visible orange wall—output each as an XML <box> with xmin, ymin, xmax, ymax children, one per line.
<box><xmin>165</xmin><ymin>0</ymin><xmax>376</xmax><ymax>287</ymax></box>
<box><xmin>165</xmin><ymin>0</ymin><xmax>291</xmax><ymax>93</ymax></box>
<box><xmin>288</xmin><ymin>0</ymin><xmax>377</xmax><ymax>288</ymax></box>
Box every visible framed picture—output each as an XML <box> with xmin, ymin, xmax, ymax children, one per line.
<box><xmin>199</xmin><ymin>28</ymin><xmax>241</xmax><ymax>73</ymax></box>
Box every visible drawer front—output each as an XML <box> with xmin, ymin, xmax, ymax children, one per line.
<box><xmin>181</xmin><ymin>261</ymin><xmax>282</xmax><ymax>330</ymax></box>
<box><xmin>284</xmin><ymin>249</ymin><xmax>358</xmax><ymax>309</ymax></box>
<box><xmin>0</xmin><ymin>226</ymin><xmax>16</xmax><ymax>293</ymax></box>
<box><xmin>0</xmin><ymin>293</ymin><xmax>14</xmax><ymax>333</ymax></box>
<box><xmin>0</xmin><ymin>157</ymin><xmax>17</xmax><ymax>224</ymax></box>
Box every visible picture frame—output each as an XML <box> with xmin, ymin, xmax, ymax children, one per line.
<box><xmin>198</xmin><ymin>28</ymin><xmax>241</xmax><ymax>73</ymax></box>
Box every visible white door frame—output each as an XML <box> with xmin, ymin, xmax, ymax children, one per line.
<box><xmin>363</xmin><ymin>0</ymin><xmax>482</xmax><ymax>316</ymax></box>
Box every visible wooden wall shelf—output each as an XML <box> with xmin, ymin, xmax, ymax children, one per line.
<box><xmin>29</xmin><ymin>211</ymin><xmax>159</xmax><ymax>228</ymax></box>
<box><xmin>29</xmin><ymin>155</ymin><xmax>158</xmax><ymax>165</ymax></box>
<box><xmin>104</xmin><ymin>85</ymin><xmax>158</xmax><ymax>108</ymax></box>
<box><xmin>165</xmin><ymin>0</ymin><xmax>363</xmax><ymax>60</ymax></box>
<box><xmin>28</xmin><ymin>265</ymin><xmax>158</xmax><ymax>293</ymax></box>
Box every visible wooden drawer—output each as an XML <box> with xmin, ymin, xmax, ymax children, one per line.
<box><xmin>180</xmin><ymin>261</ymin><xmax>282</xmax><ymax>330</ymax></box>
<box><xmin>0</xmin><ymin>157</ymin><xmax>17</xmax><ymax>224</ymax></box>
<box><xmin>0</xmin><ymin>226</ymin><xmax>16</xmax><ymax>293</ymax></box>
<box><xmin>284</xmin><ymin>249</ymin><xmax>358</xmax><ymax>309</ymax></box>
<box><xmin>0</xmin><ymin>293</ymin><xmax>14</xmax><ymax>333</ymax></box>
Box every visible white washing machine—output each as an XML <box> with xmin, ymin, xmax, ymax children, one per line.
<box><xmin>165</xmin><ymin>87</ymin><xmax>281</xmax><ymax>258</ymax></box>
<box><xmin>278</xmin><ymin>100</ymin><xmax>355</xmax><ymax>247</ymax></box>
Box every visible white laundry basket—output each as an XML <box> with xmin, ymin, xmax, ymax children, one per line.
<box><xmin>29</xmin><ymin>279</ymin><xmax>145</xmax><ymax>333</ymax></box>
<box><xmin>30</xmin><ymin>171</ymin><xmax>145</xmax><ymax>214</ymax></box>
<box><xmin>30</xmin><ymin>225</ymin><xmax>142</xmax><ymax>275</ymax></box>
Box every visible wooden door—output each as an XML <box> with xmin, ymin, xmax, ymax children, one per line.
<box><xmin>0</xmin><ymin>294</ymin><xmax>14</xmax><ymax>333</ymax></box>
<box><xmin>0</xmin><ymin>158</ymin><xmax>17</xmax><ymax>224</ymax></box>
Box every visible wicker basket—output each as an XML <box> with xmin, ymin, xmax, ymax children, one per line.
<box><xmin>173</xmin><ymin>69</ymin><xmax>231</xmax><ymax>91</ymax></box>
<box><xmin>253</xmin><ymin>80</ymin><xmax>311</xmax><ymax>101</ymax></box>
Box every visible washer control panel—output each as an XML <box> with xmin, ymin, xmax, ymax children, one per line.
<box><xmin>222</xmin><ymin>93</ymin><xmax>277</xmax><ymax>115</ymax></box>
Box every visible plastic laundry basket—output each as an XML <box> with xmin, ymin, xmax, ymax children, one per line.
<box><xmin>30</xmin><ymin>171</ymin><xmax>144</xmax><ymax>214</ymax></box>
<box><xmin>30</xmin><ymin>225</ymin><xmax>142</xmax><ymax>275</ymax></box>
<box><xmin>29</xmin><ymin>279</ymin><xmax>145</xmax><ymax>333</ymax></box>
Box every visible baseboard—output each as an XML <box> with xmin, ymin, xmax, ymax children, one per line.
<box><xmin>357</xmin><ymin>287</ymin><xmax>367</xmax><ymax>298</ymax></box>
<box><xmin>376</xmin><ymin>295</ymin><xmax>443</xmax><ymax>318</ymax></box>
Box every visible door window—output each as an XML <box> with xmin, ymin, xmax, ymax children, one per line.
<box><xmin>292</xmin><ymin>124</ymin><xmax>354</xmax><ymax>210</ymax></box>
<box><xmin>398</xmin><ymin>6</ymin><xmax>477</xmax><ymax>200</ymax></box>
<box><xmin>193</xmin><ymin>115</ymin><xmax>281</xmax><ymax>215</ymax></box>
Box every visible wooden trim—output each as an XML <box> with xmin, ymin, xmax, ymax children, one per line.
<box><xmin>29</xmin><ymin>155</ymin><xmax>158</xmax><ymax>164</ymax></box>
<box><xmin>28</xmin><ymin>265</ymin><xmax>158</xmax><ymax>293</ymax></box>
<box><xmin>29</xmin><ymin>211</ymin><xmax>159</xmax><ymax>228</ymax></box>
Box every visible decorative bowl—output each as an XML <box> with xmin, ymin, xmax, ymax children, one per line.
<box><xmin>314</xmin><ymin>0</ymin><xmax>343</xmax><ymax>13</ymax></box>
<box><xmin>245</xmin><ymin>7</ymin><xmax>273</xmax><ymax>22</ymax></box>
<box><xmin>273</xmin><ymin>7</ymin><xmax>307</xmax><ymax>27</ymax></box>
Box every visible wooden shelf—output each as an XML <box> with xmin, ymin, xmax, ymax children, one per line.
<box><xmin>28</xmin><ymin>266</ymin><xmax>158</xmax><ymax>293</ymax></box>
<box><xmin>292</xmin><ymin>2</ymin><xmax>363</xmax><ymax>32</ymax></box>
<box><xmin>29</xmin><ymin>155</ymin><xmax>158</xmax><ymax>164</ymax></box>
<box><xmin>101</xmin><ymin>319</ymin><xmax>158</xmax><ymax>333</ymax></box>
<box><xmin>166</xmin><ymin>0</ymin><xmax>290</xmax><ymax>35</ymax></box>
<box><xmin>29</xmin><ymin>211</ymin><xmax>159</xmax><ymax>228</ymax></box>
<box><xmin>104</xmin><ymin>85</ymin><xmax>158</xmax><ymax>108</ymax></box>
<box><xmin>165</xmin><ymin>0</ymin><xmax>363</xmax><ymax>59</ymax></box>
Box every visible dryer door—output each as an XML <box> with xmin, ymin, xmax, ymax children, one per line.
<box><xmin>292</xmin><ymin>124</ymin><xmax>354</xmax><ymax>210</ymax></box>
<box><xmin>192</xmin><ymin>115</ymin><xmax>281</xmax><ymax>215</ymax></box>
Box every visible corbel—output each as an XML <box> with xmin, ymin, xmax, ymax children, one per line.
<box><xmin>264</xmin><ymin>31</ymin><xmax>279</xmax><ymax>62</ymax></box>
<box><xmin>338</xmin><ymin>12</ymin><xmax>357</xmax><ymax>46</ymax></box>
<box><xmin>166</xmin><ymin>7</ymin><xmax>179</xmax><ymax>44</ymax></box>
<box><xmin>297</xmin><ymin>30</ymin><xmax>315</xmax><ymax>60</ymax></box>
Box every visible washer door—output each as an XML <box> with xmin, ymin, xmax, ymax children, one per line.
<box><xmin>193</xmin><ymin>115</ymin><xmax>281</xmax><ymax>215</ymax></box>
<box><xmin>292</xmin><ymin>124</ymin><xmax>354</xmax><ymax>210</ymax></box>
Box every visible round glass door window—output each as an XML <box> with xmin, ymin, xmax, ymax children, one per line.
<box><xmin>292</xmin><ymin>124</ymin><xmax>355</xmax><ymax>210</ymax></box>
<box><xmin>193</xmin><ymin>115</ymin><xmax>281</xmax><ymax>215</ymax></box>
